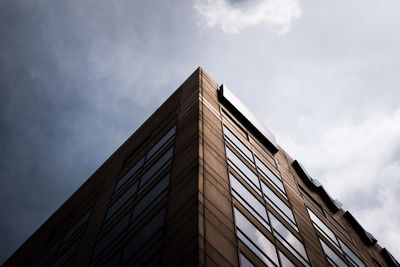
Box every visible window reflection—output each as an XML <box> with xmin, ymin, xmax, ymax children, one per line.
<box><xmin>223</xmin><ymin>125</ymin><xmax>255</xmax><ymax>166</ymax></box>
<box><xmin>319</xmin><ymin>238</ymin><xmax>348</xmax><ymax>267</ymax></box>
<box><xmin>269</xmin><ymin>212</ymin><xmax>310</xmax><ymax>267</ymax></box>
<box><xmin>230</xmin><ymin>173</ymin><xmax>270</xmax><ymax>231</ymax></box>
<box><xmin>261</xmin><ymin>181</ymin><xmax>297</xmax><ymax>231</ymax></box>
<box><xmin>239</xmin><ymin>251</ymin><xmax>255</xmax><ymax>267</ymax></box>
<box><xmin>278</xmin><ymin>250</ymin><xmax>296</xmax><ymax>267</ymax></box>
<box><xmin>307</xmin><ymin>208</ymin><xmax>341</xmax><ymax>252</ymax></box>
<box><xmin>226</xmin><ymin>146</ymin><xmax>261</xmax><ymax>195</ymax></box>
<box><xmin>339</xmin><ymin>239</ymin><xmax>365</xmax><ymax>267</ymax></box>
<box><xmin>234</xmin><ymin>207</ymin><xmax>279</xmax><ymax>266</ymax></box>
<box><xmin>255</xmin><ymin>156</ymin><xmax>286</xmax><ymax>198</ymax></box>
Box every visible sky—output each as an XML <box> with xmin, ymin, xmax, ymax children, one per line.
<box><xmin>1</xmin><ymin>0</ymin><xmax>399</xmax><ymax>263</ymax></box>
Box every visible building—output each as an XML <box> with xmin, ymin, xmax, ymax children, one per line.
<box><xmin>4</xmin><ymin>67</ymin><xmax>399</xmax><ymax>267</ymax></box>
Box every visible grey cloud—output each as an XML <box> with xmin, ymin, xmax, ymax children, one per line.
<box><xmin>1</xmin><ymin>0</ymin><xmax>400</xmax><ymax>263</ymax></box>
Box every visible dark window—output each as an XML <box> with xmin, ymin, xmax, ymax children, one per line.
<box><xmin>103</xmin><ymin>251</ymin><xmax>122</xmax><ymax>267</ymax></box>
<box><xmin>52</xmin><ymin>238</ymin><xmax>80</xmax><ymax>267</ymax></box>
<box><xmin>130</xmin><ymin>174</ymin><xmax>169</xmax><ymax>230</ymax></box>
<box><xmin>92</xmin><ymin>212</ymin><xmax>130</xmax><ymax>261</ymax></box>
<box><xmin>226</xmin><ymin>146</ymin><xmax>261</xmax><ymax>195</ymax></box>
<box><xmin>269</xmin><ymin>212</ymin><xmax>310</xmax><ymax>267</ymax></box>
<box><xmin>261</xmin><ymin>181</ymin><xmax>297</xmax><ymax>232</ymax></box>
<box><xmin>121</xmin><ymin>207</ymin><xmax>166</xmax><ymax>266</ymax></box>
<box><xmin>145</xmin><ymin>125</ymin><xmax>176</xmax><ymax>165</ymax></box>
<box><xmin>35</xmin><ymin>240</ymin><xmax>61</xmax><ymax>267</ymax></box>
<box><xmin>223</xmin><ymin>125</ymin><xmax>254</xmax><ymax>166</ymax></box>
<box><xmin>139</xmin><ymin>147</ymin><xmax>173</xmax><ymax>193</ymax></box>
<box><xmin>234</xmin><ymin>207</ymin><xmax>279</xmax><ymax>266</ymax></box>
<box><xmin>230</xmin><ymin>173</ymin><xmax>270</xmax><ymax>231</ymax></box>
<box><xmin>105</xmin><ymin>180</ymin><xmax>139</xmax><ymax>225</ymax></box>
<box><xmin>114</xmin><ymin>156</ymin><xmax>144</xmax><ymax>197</ymax></box>
<box><xmin>62</xmin><ymin>210</ymin><xmax>91</xmax><ymax>245</ymax></box>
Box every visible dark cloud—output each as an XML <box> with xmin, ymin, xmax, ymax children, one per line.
<box><xmin>2</xmin><ymin>0</ymin><xmax>400</xmax><ymax>263</ymax></box>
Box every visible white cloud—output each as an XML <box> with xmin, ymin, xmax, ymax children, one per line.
<box><xmin>194</xmin><ymin>0</ymin><xmax>302</xmax><ymax>34</ymax></box>
<box><xmin>278</xmin><ymin>109</ymin><xmax>400</xmax><ymax>259</ymax></box>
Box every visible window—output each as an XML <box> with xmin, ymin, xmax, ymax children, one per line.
<box><xmin>278</xmin><ymin>250</ymin><xmax>296</xmax><ymax>267</ymax></box>
<box><xmin>92</xmin><ymin>213</ymin><xmax>130</xmax><ymax>261</ymax></box>
<box><xmin>255</xmin><ymin>155</ymin><xmax>286</xmax><ymax>199</ymax></box>
<box><xmin>130</xmin><ymin>174</ymin><xmax>169</xmax><ymax>229</ymax></box>
<box><xmin>62</xmin><ymin>209</ymin><xmax>91</xmax><ymax>246</ymax></box>
<box><xmin>239</xmin><ymin>252</ymin><xmax>255</xmax><ymax>267</ymax></box>
<box><xmin>139</xmin><ymin>146</ymin><xmax>173</xmax><ymax>193</ymax></box>
<box><xmin>234</xmin><ymin>207</ymin><xmax>280</xmax><ymax>266</ymax></box>
<box><xmin>319</xmin><ymin>238</ymin><xmax>348</xmax><ymax>267</ymax></box>
<box><xmin>114</xmin><ymin>156</ymin><xmax>144</xmax><ymax>197</ymax></box>
<box><xmin>36</xmin><ymin>209</ymin><xmax>91</xmax><ymax>267</ymax></box>
<box><xmin>230</xmin><ymin>173</ymin><xmax>270</xmax><ymax>231</ymax></box>
<box><xmin>223</xmin><ymin>125</ymin><xmax>255</xmax><ymax>166</ymax></box>
<box><xmin>121</xmin><ymin>207</ymin><xmax>166</xmax><ymax>266</ymax></box>
<box><xmin>339</xmin><ymin>239</ymin><xmax>365</xmax><ymax>267</ymax></box>
<box><xmin>105</xmin><ymin>180</ymin><xmax>139</xmax><ymax>225</ymax></box>
<box><xmin>226</xmin><ymin>146</ymin><xmax>261</xmax><ymax>196</ymax></box>
<box><xmin>145</xmin><ymin>125</ymin><xmax>176</xmax><ymax>165</ymax></box>
<box><xmin>307</xmin><ymin>208</ymin><xmax>341</xmax><ymax>252</ymax></box>
<box><xmin>308</xmin><ymin>208</ymin><xmax>364</xmax><ymax>267</ymax></box>
<box><xmin>269</xmin><ymin>212</ymin><xmax>310</xmax><ymax>267</ymax></box>
<box><xmin>261</xmin><ymin>181</ymin><xmax>297</xmax><ymax>232</ymax></box>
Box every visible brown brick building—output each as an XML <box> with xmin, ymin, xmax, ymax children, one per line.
<box><xmin>4</xmin><ymin>68</ymin><xmax>399</xmax><ymax>266</ymax></box>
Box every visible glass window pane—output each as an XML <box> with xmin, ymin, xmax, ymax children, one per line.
<box><xmin>307</xmin><ymin>208</ymin><xmax>341</xmax><ymax>251</ymax></box>
<box><xmin>62</xmin><ymin>209</ymin><xmax>91</xmax><ymax>244</ymax></box>
<box><xmin>142</xmin><ymin>251</ymin><xmax>161</xmax><ymax>267</ymax></box>
<box><xmin>339</xmin><ymin>239</ymin><xmax>365</xmax><ymax>267</ymax></box>
<box><xmin>239</xmin><ymin>251</ymin><xmax>255</xmax><ymax>267</ymax></box>
<box><xmin>234</xmin><ymin>207</ymin><xmax>279</xmax><ymax>266</ymax></box>
<box><xmin>105</xmin><ymin>180</ymin><xmax>139</xmax><ymax>223</ymax></box>
<box><xmin>320</xmin><ymin>238</ymin><xmax>348</xmax><ymax>267</ymax></box>
<box><xmin>130</xmin><ymin>174</ymin><xmax>169</xmax><ymax>229</ymax></box>
<box><xmin>35</xmin><ymin>240</ymin><xmax>61</xmax><ymax>267</ymax></box>
<box><xmin>140</xmin><ymin>147</ymin><xmax>173</xmax><ymax>193</ymax></box>
<box><xmin>122</xmin><ymin>207</ymin><xmax>166</xmax><ymax>265</ymax></box>
<box><xmin>269</xmin><ymin>212</ymin><xmax>310</xmax><ymax>267</ymax></box>
<box><xmin>92</xmin><ymin>213</ymin><xmax>130</xmax><ymax>261</ymax></box>
<box><xmin>226</xmin><ymin>146</ymin><xmax>261</xmax><ymax>195</ymax></box>
<box><xmin>255</xmin><ymin>156</ymin><xmax>286</xmax><ymax>197</ymax></box>
<box><xmin>230</xmin><ymin>173</ymin><xmax>270</xmax><ymax>231</ymax></box>
<box><xmin>261</xmin><ymin>181</ymin><xmax>297</xmax><ymax>231</ymax></box>
<box><xmin>103</xmin><ymin>251</ymin><xmax>122</xmax><ymax>267</ymax></box>
<box><xmin>145</xmin><ymin>125</ymin><xmax>176</xmax><ymax>165</ymax></box>
<box><xmin>52</xmin><ymin>238</ymin><xmax>80</xmax><ymax>267</ymax></box>
<box><xmin>115</xmin><ymin>156</ymin><xmax>144</xmax><ymax>194</ymax></box>
<box><xmin>279</xmin><ymin>250</ymin><xmax>296</xmax><ymax>267</ymax></box>
<box><xmin>223</xmin><ymin>125</ymin><xmax>254</xmax><ymax>166</ymax></box>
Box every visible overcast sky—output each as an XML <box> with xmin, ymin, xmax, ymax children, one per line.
<box><xmin>1</xmin><ymin>0</ymin><xmax>399</xmax><ymax>263</ymax></box>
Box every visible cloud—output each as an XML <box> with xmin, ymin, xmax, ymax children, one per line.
<box><xmin>278</xmin><ymin>109</ymin><xmax>400</xmax><ymax>259</ymax></box>
<box><xmin>194</xmin><ymin>0</ymin><xmax>302</xmax><ymax>34</ymax></box>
